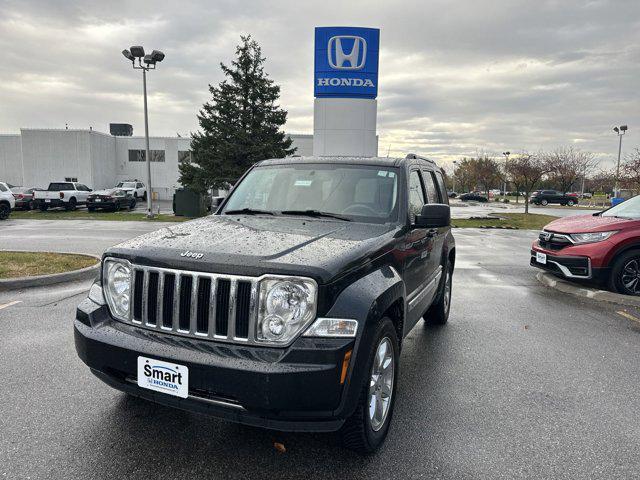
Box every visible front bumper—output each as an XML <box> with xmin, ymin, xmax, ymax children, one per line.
<box><xmin>530</xmin><ymin>249</ymin><xmax>609</xmax><ymax>284</ymax></box>
<box><xmin>74</xmin><ymin>299</ymin><xmax>356</xmax><ymax>432</ymax></box>
<box><xmin>87</xmin><ymin>201</ymin><xmax>117</xmax><ymax>209</ymax></box>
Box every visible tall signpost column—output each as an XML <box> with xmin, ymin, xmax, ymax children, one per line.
<box><xmin>313</xmin><ymin>27</ymin><xmax>380</xmax><ymax>157</ymax></box>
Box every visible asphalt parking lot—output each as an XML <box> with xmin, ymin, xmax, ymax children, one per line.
<box><xmin>1</xmin><ymin>221</ymin><xmax>640</xmax><ymax>479</ymax></box>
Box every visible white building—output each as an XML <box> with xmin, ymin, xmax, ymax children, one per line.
<box><xmin>0</xmin><ymin>128</ymin><xmax>314</xmax><ymax>200</ymax></box>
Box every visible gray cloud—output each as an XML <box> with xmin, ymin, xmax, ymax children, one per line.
<box><xmin>0</xmin><ymin>0</ymin><xmax>638</xmax><ymax>169</ymax></box>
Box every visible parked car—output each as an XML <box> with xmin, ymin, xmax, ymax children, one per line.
<box><xmin>529</xmin><ymin>190</ymin><xmax>577</xmax><ymax>206</ymax></box>
<box><xmin>531</xmin><ymin>194</ymin><xmax>640</xmax><ymax>295</ymax></box>
<box><xmin>33</xmin><ymin>182</ymin><xmax>92</xmax><ymax>211</ymax></box>
<box><xmin>448</xmin><ymin>191</ymin><xmax>458</xmax><ymax>198</ymax></box>
<box><xmin>459</xmin><ymin>192</ymin><xmax>488</xmax><ymax>202</ymax></box>
<box><xmin>74</xmin><ymin>154</ymin><xmax>456</xmax><ymax>453</ymax></box>
<box><xmin>116</xmin><ymin>180</ymin><xmax>147</xmax><ymax>200</ymax></box>
<box><xmin>0</xmin><ymin>181</ymin><xmax>16</xmax><ymax>220</ymax></box>
<box><xmin>581</xmin><ymin>192</ymin><xmax>593</xmax><ymax>199</ymax></box>
<box><xmin>87</xmin><ymin>189</ymin><xmax>136</xmax><ymax>212</ymax></box>
<box><xmin>9</xmin><ymin>186</ymin><xmax>37</xmax><ymax>210</ymax></box>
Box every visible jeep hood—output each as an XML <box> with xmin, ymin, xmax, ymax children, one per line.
<box><xmin>544</xmin><ymin>213</ymin><xmax>638</xmax><ymax>234</ymax></box>
<box><xmin>106</xmin><ymin>215</ymin><xmax>398</xmax><ymax>283</ymax></box>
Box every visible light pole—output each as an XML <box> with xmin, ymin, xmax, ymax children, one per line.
<box><xmin>613</xmin><ymin>125</ymin><xmax>628</xmax><ymax>198</ymax></box>
<box><xmin>122</xmin><ymin>46</ymin><xmax>165</xmax><ymax>218</ymax></box>
<box><xmin>502</xmin><ymin>151</ymin><xmax>510</xmax><ymax>199</ymax></box>
<box><xmin>452</xmin><ymin>160</ymin><xmax>458</xmax><ymax>193</ymax></box>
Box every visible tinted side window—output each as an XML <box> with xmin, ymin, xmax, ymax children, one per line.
<box><xmin>408</xmin><ymin>170</ymin><xmax>425</xmax><ymax>221</ymax></box>
<box><xmin>422</xmin><ymin>170</ymin><xmax>440</xmax><ymax>204</ymax></box>
<box><xmin>0</xmin><ymin>184</ymin><xmax>7</xmax><ymax>192</ymax></box>
<box><xmin>434</xmin><ymin>171</ymin><xmax>448</xmax><ymax>204</ymax></box>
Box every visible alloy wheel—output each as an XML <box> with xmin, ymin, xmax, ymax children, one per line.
<box><xmin>443</xmin><ymin>269</ymin><xmax>452</xmax><ymax>315</ymax></box>
<box><xmin>620</xmin><ymin>258</ymin><xmax>640</xmax><ymax>295</ymax></box>
<box><xmin>368</xmin><ymin>337</ymin><xmax>394</xmax><ymax>431</ymax></box>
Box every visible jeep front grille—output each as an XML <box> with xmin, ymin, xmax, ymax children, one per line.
<box><xmin>128</xmin><ymin>265</ymin><xmax>259</xmax><ymax>344</ymax></box>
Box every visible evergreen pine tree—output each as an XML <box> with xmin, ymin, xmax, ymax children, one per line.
<box><xmin>179</xmin><ymin>35</ymin><xmax>295</xmax><ymax>192</ymax></box>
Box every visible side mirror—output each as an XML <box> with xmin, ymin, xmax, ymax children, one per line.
<box><xmin>415</xmin><ymin>203</ymin><xmax>450</xmax><ymax>228</ymax></box>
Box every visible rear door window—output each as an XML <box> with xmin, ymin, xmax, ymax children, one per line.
<box><xmin>433</xmin><ymin>171</ymin><xmax>448</xmax><ymax>204</ymax></box>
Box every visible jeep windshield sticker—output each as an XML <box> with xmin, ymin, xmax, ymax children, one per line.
<box><xmin>294</xmin><ymin>180</ymin><xmax>313</xmax><ymax>187</ymax></box>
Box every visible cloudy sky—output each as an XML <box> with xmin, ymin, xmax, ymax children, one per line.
<box><xmin>0</xmin><ymin>0</ymin><xmax>638</xmax><ymax>169</ymax></box>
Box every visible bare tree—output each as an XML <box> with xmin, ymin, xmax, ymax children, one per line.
<box><xmin>506</xmin><ymin>152</ymin><xmax>550</xmax><ymax>214</ymax></box>
<box><xmin>621</xmin><ymin>147</ymin><xmax>640</xmax><ymax>189</ymax></box>
<box><xmin>544</xmin><ymin>147</ymin><xmax>598</xmax><ymax>193</ymax></box>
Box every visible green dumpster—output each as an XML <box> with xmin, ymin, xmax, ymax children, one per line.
<box><xmin>173</xmin><ymin>188</ymin><xmax>207</xmax><ymax>217</ymax></box>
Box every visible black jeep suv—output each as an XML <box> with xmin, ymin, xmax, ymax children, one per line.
<box><xmin>74</xmin><ymin>155</ymin><xmax>456</xmax><ymax>453</ymax></box>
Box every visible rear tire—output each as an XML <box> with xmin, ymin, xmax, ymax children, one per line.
<box><xmin>567</xmin><ymin>200</ymin><xmax>576</xmax><ymax>206</ymax></box>
<box><xmin>88</xmin><ymin>207</ymin><xmax>95</xmax><ymax>212</ymax></box>
<box><xmin>0</xmin><ymin>202</ymin><xmax>10</xmax><ymax>220</ymax></box>
<box><xmin>609</xmin><ymin>250</ymin><xmax>640</xmax><ymax>296</ymax></box>
<box><xmin>341</xmin><ymin>317</ymin><xmax>399</xmax><ymax>454</ymax></box>
<box><xmin>39</xmin><ymin>204</ymin><xmax>48</xmax><ymax>211</ymax></box>
<box><xmin>129</xmin><ymin>199</ymin><xmax>137</xmax><ymax>210</ymax></box>
<box><xmin>142</xmin><ymin>192</ymin><xmax>147</xmax><ymax>202</ymax></box>
<box><xmin>424</xmin><ymin>261</ymin><xmax>453</xmax><ymax>326</ymax></box>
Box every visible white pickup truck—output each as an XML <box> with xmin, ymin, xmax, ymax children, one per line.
<box><xmin>0</xmin><ymin>181</ymin><xmax>16</xmax><ymax>220</ymax></box>
<box><xmin>33</xmin><ymin>182</ymin><xmax>92</xmax><ymax>211</ymax></box>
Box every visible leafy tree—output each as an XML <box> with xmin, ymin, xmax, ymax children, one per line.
<box><xmin>179</xmin><ymin>36</ymin><xmax>295</xmax><ymax>192</ymax></box>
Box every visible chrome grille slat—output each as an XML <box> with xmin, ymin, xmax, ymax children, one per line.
<box><xmin>157</xmin><ymin>272</ymin><xmax>165</xmax><ymax>331</ymax></box>
<box><xmin>172</xmin><ymin>273</ymin><xmax>181</xmax><ymax>333</ymax></box>
<box><xmin>141</xmin><ymin>270</ymin><xmax>149</xmax><ymax>325</ymax></box>
<box><xmin>190</xmin><ymin>275</ymin><xmax>199</xmax><ymax>335</ymax></box>
<box><xmin>208</xmin><ymin>278</ymin><xmax>217</xmax><ymax>339</ymax></box>
<box><xmin>125</xmin><ymin>265</ymin><xmax>259</xmax><ymax>345</ymax></box>
<box><xmin>227</xmin><ymin>279</ymin><xmax>238</xmax><ymax>340</ymax></box>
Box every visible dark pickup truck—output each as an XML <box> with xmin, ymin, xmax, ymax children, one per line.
<box><xmin>529</xmin><ymin>190</ymin><xmax>578</xmax><ymax>206</ymax></box>
<box><xmin>74</xmin><ymin>154</ymin><xmax>456</xmax><ymax>453</ymax></box>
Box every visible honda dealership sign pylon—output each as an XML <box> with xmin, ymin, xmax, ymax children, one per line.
<box><xmin>314</xmin><ymin>27</ymin><xmax>380</xmax><ymax>98</ymax></box>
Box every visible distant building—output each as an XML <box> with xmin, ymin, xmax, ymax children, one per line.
<box><xmin>0</xmin><ymin>128</ymin><xmax>313</xmax><ymax>199</ymax></box>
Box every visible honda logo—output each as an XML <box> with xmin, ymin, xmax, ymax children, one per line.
<box><xmin>327</xmin><ymin>36</ymin><xmax>366</xmax><ymax>70</ymax></box>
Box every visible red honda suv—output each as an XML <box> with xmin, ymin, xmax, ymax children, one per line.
<box><xmin>531</xmin><ymin>195</ymin><xmax>640</xmax><ymax>295</ymax></box>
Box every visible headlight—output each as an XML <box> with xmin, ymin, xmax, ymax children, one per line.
<box><xmin>103</xmin><ymin>258</ymin><xmax>132</xmax><ymax>320</ymax></box>
<box><xmin>256</xmin><ymin>277</ymin><xmax>317</xmax><ymax>344</ymax></box>
<box><xmin>570</xmin><ymin>231</ymin><xmax>617</xmax><ymax>244</ymax></box>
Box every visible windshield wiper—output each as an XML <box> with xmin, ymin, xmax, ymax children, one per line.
<box><xmin>280</xmin><ymin>209</ymin><xmax>352</xmax><ymax>221</ymax></box>
<box><xmin>224</xmin><ymin>208</ymin><xmax>275</xmax><ymax>215</ymax></box>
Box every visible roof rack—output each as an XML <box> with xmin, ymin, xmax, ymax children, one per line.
<box><xmin>405</xmin><ymin>153</ymin><xmax>435</xmax><ymax>163</ymax></box>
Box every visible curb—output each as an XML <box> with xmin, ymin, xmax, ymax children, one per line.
<box><xmin>0</xmin><ymin>253</ymin><xmax>100</xmax><ymax>291</ymax></box>
<box><xmin>536</xmin><ymin>271</ymin><xmax>640</xmax><ymax>308</ymax></box>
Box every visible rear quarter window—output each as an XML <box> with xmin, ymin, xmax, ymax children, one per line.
<box><xmin>48</xmin><ymin>183</ymin><xmax>74</xmax><ymax>191</ymax></box>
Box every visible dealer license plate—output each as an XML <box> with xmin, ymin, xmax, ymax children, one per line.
<box><xmin>536</xmin><ymin>252</ymin><xmax>547</xmax><ymax>265</ymax></box>
<box><xmin>137</xmin><ymin>356</ymin><xmax>189</xmax><ymax>398</ymax></box>
<box><xmin>95</xmin><ymin>198</ymin><xmax>101</xmax><ymax>202</ymax></box>
<box><xmin>45</xmin><ymin>199</ymin><xmax>51</xmax><ymax>203</ymax></box>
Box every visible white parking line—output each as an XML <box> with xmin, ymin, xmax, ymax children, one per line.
<box><xmin>0</xmin><ymin>300</ymin><xmax>22</xmax><ymax>310</ymax></box>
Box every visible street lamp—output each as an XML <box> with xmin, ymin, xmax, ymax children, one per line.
<box><xmin>502</xmin><ymin>151</ymin><xmax>510</xmax><ymax>198</ymax></box>
<box><xmin>122</xmin><ymin>46</ymin><xmax>165</xmax><ymax>218</ymax></box>
<box><xmin>613</xmin><ymin>125</ymin><xmax>628</xmax><ymax>198</ymax></box>
<box><xmin>452</xmin><ymin>160</ymin><xmax>458</xmax><ymax>193</ymax></box>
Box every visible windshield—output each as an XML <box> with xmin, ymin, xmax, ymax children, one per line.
<box><xmin>222</xmin><ymin>164</ymin><xmax>399</xmax><ymax>223</ymax></box>
<box><xmin>117</xmin><ymin>182</ymin><xmax>136</xmax><ymax>188</ymax></box>
<box><xmin>602</xmin><ymin>195</ymin><xmax>640</xmax><ymax>219</ymax></box>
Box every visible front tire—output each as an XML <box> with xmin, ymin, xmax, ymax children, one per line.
<box><xmin>341</xmin><ymin>317</ymin><xmax>399</xmax><ymax>454</ymax></box>
<box><xmin>567</xmin><ymin>200</ymin><xmax>576</xmax><ymax>206</ymax></box>
<box><xmin>65</xmin><ymin>198</ymin><xmax>77</xmax><ymax>211</ymax></box>
<box><xmin>609</xmin><ymin>250</ymin><xmax>640</xmax><ymax>296</ymax></box>
<box><xmin>541</xmin><ymin>199</ymin><xmax>548</xmax><ymax>206</ymax></box>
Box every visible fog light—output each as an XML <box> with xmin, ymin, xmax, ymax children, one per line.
<box><xmin>262</xmin><ymin>314</ymin><xmax>286</xmax><ymax>339</ymax></box>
